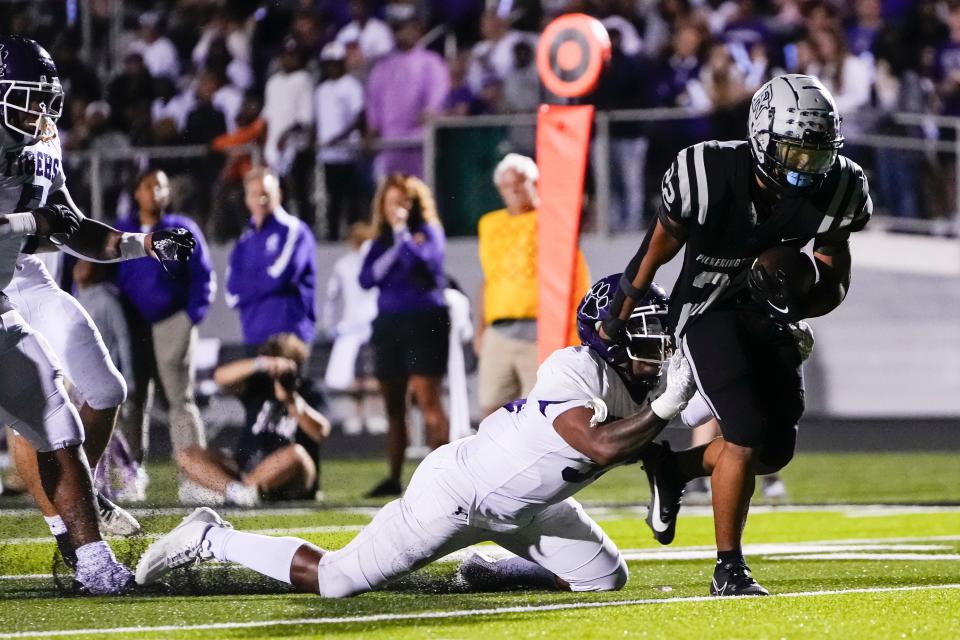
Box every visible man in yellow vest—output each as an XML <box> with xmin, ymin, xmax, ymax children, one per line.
<box><xmin>475</xmin><ymin>154</ymin><xmax>591</xmax><ymax>418</ymax></box>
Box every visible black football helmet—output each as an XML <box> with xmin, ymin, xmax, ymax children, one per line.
<box><xmin>0</xmin><ymin>35</ymin><xmax>64</xmax><ymax>143</ymax></box>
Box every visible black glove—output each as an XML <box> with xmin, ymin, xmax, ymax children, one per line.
<box><xmin>32</xmin><ymin>203</ymin><xmax>82</xmax><ymax>243</ymax></box>
<box><xmin>151</xmin><ymin>228</ymin><xmax>196</xmax><ymax>263</ymax></box>
<box><xmin>600</xmin><ymin>316</ymin><xmax>628</xmax><ymax>345</ymax></box>
<box><xmin>747</xmin><ymin>261</ymin><xmax>802</xmax><ymax>322</ymax></box>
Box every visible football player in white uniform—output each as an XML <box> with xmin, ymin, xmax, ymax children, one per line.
<box><xmin>0</xmin><ymin>35</ymin><xmax>195</xmax><ymax>589</ymax></box>
<box><xmin>136</xmin><ymin>275</ymin><xmax>696</xmax><ymax>596</ymax></box>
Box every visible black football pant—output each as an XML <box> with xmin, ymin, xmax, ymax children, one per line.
<box><xmin>680</xmin><ymin>309</ymin><xmax>804</xmax><ymax>472</ymax></box>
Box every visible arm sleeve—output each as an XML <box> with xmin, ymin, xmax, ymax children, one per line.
<box><xmin>424</xmin><ymin>54</ymin><xmax>451</xmax><ymax>114</ymax></box>
<box><xmin>365</xmin><ymin>66</ymin><xmax>383</xmax><ymax>132</ymax></box>
<box><xmin>358</xmin><ymin>240</ymin><xmax>384</xmax><ymax>289</ymax></box>
<box><xmin>186</xmin><ymin>223</ymin><xmax>216</xmax><ymax>324</ymax></box>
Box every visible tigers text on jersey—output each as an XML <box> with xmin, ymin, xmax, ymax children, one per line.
<box><xmin>0</xmin><ymin>128</ymin><xmax>65</xmax><ymax>289</ymax></box>
<box><xmin>655</xmin><ymin>140</ymin><xmax>872</xmax><ymax>336</ymax></box>
<box><xmin>452</xmin><ymin>346</ymin><xmax>647</xmax><ymax>531</ymax></box>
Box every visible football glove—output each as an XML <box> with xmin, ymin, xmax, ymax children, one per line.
<box><xmin>600</xmin><ymin>317</ymin><xmax>628</xmax><ymax>346</ymax></box>
<box><xmin>747</xmin><ymin>261</ymin><xmax>802</xmax><ymax>322</ymax></box>
<box><xmin>32</xmin><ymin>203</ymin><xmax>82</xmax><ymax>244</ymax></box>
<box><xmin>151</xmin><ymin>228</ymin><xmax>196</xmax><ymax>263</ymax></box>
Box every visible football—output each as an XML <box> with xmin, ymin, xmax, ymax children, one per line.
<box><xmin>754</xmin><ymin>246</ymin><xmax>817</xmax><ymax>298</ymax></box>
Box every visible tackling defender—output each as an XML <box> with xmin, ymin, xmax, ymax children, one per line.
<box><xmin>136</xmin><ymin>275</ymin><xmax>696</xmax><ymax>596</ymax></box>
<box><xmin>603</xmin><ymin>74</ymin><xmax>871</xmax><ymax>595</ymax></box>
<box><xmin>0</xmin><ymin>35</ymin><xmax>195</xmax><ymax>588</ymax></box>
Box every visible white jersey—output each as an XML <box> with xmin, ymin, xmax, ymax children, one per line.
<box><xmin>452</xmin><ymin>346</ymin><xmax>648</xmax><ymax>531</ymax></box>
<box><xmin>0</xmin><ymin>128</ymin><xmax>66</xmax><ymax>290</ymax></box>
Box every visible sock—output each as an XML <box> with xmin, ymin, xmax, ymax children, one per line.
<box><xmin>75</xmin><ymin>540</ymin><xmax>118</xmax><ymax>568</ymax></box>
<box><xmin>204</xmin><ymin>527</ymin><xmax>305</xmax><ymax>585</ymax></box>
<box><xmin>491</xmin><ymin>556</ymin><xmax>557</xmax><ymax>588</ymax></box>
<box><xmin>717</xmin><ymin>549</ymin><xmax>745</xmax><ymax>567</ymax></box>
<box><xmin>44</xmin><ymin>515</ymin><xmax>67</xmax><ymax>537</ymax></box>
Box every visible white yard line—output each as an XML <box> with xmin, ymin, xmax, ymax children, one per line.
<box><xmin>2</xmin><ymin>524</ymin><xmax>365</xmax><ymax>546</ymax></box>
<box><xmin>1</xmin><ymin>583</ymin><xmax>958</xmax><ymax>639</ymax></box>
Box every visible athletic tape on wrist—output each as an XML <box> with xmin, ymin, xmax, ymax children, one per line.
<box><xmin>0</xmin><ymin>212</ymin><xmax>37</xmax><ymax>238</ymax></box>
<box><xmin>119</xmin><ymin>232</ymin><xmax>148</xmax><ymax>259</ymax></box>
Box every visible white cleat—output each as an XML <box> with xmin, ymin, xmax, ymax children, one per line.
<box><xmin>135</xmin><ymin>507</ymin><xmax>232</xmax><ymax>585</ymax></box>
<box><xmin>761</xmin><ymin>476</ymin><xmax>788</xmax><ymax>501</ymax></box>
<box><xmin>96</xmin><ymin>492</ymin><xmax>142</xmax><ymax>537</ymax></box>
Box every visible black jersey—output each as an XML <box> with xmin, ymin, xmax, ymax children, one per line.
<box><xmin>655</xmin><ymin>140</ymin><xmax>871</xmax><ymax>336</ymax></box>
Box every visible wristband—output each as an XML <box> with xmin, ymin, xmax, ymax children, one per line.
<box><xmin>650</xmin><ymin>394</ymin><xmax>684</xmax><ymax>421</ymax></box>
<box><xmin>619</xmin><ymin>274</ymin><xmax>648</xmax><ymax>300</ymax></box>
<box><xmin>586</xmin><ymin>397</ymin><xmax>608</xmax><ymax>428</ymax></box>
<box><xmin>119</xmin><ymin>232</ymin><xmax>149</xmax><ymax>259</ymax></box>
<box><xmin>0</xmin><ymin>212</ymin><xmax>37</xmax><ymax>238</ymax></box>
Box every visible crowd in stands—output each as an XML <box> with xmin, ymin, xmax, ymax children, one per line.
<box><xmin>5</xmin><ymin>0</ymin><xmax>960</xmax><ymax>240</ymax></box>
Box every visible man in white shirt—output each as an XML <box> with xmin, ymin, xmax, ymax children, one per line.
<box><xmin>138</xmin><ymin>277</ymin><xmax>697</xmax><ymax>597</ymax></box>
<box><xmin>315</xmin><ymin>42</ymin><xmax>365</xmax><ymax>241</ymax></box>
<box><xmin>126</xmin><ymin>12</ymin><xmax>180</xmax><ymax>81</ymax></box>
<box><xmin>467</xmin><ymin>10</ymin><xmax>538</xmax><ymax>93</ymax></box>
<box><xmin>335</xmin><ymin>0</ymin><xmax>395</xmax><ymax>68</ymax></box>
<box><xmin>263</xmin><ymin>38</ymin><xmax>315</xmax><ymax>222</ymax></box>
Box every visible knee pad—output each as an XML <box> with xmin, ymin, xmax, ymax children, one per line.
<box><xmin>316</xmin><ymin>554</ymin><xmax>370</xmax><ymax>599</ymax></box>
<box><xmin>75</xmin><ymin>365</ymin><xmax>127</xmax><ymax>410</ymax></box>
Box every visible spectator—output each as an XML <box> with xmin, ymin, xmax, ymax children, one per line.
<box><xmin>593</xmin><ymin>26</ymin><xmax>653</xmax><ymax>231</ymax></box>
<box><xmin>107</xmin><ymin>53</ymin><xmax>154</xmax><ymax>135</ymax></box>
<box><xmin>210</xmin><ymin>92</ymin><xmax>267</xmax><ymax>241</ymax></box>
<box><xmin>192</xmin><ymin>9</ymin><xmax>252</xmax><ymax>80</ymax></box>
<box><xmin>263</xmin><ymin>37</ymin><xmax>315</xmax><ymax>222</ymax></box>
<box><xmin>182</xmin><ymin>71</ymin><xmax>228</xmax><ymax>145</ymax></box>
<box><xmin>365</xmin><ymin>7</ymin><xmax>449</xmax><ymax>179</ymax></box>
<box><xmin>177</xmin><ymin>333</ymin><xmax>330</xmax><ymax>506</ymax></box>
<box><xmin>335</xmin><ymin>0</ymin><xmax>395</xmax><ymax>68</ymax></box>
<box><xmin>809</xmin><ymin>27</ymin><xmax>872</xmax><ymax>115</ymax></box>
<box><xmin>127</xmin><ymin>11</ymin><xmax>181</xmax><ymax>81</ymax></box>
<box><xmin>474</xmin><ymin>155</ymin><xmax>591</xmax><ymax>418</ymax></box>
<box><xmin>467</xmin><ymin>10</ymin><xmax>538</xmax><ymax>93</ymax></box>
<box><xmin>689</xmin><ymin>41</ymin><xmax>755</xmax><ymax>139</ymax></box>
<box><xmin>115</xmin><ymin>169</ymin><xmax>215</xmax><ymax>502</ymax></box>
<box><xmin>225</xmin><ymin>168</ymin><xmax>318</xmax><ymax>349</ymax></box>
<box><xmin>359</xmin><ymin>174</ymin><xmax>449</xmax><ymax>497</ymax></box>
<box><xmin>501</xmin><ymin>40</ymin><xmax>540</xmax><ymax>114</ymax></box>
<box><xmin>322</xmin><ymin>223</ymin><xmax>382</xmax><ymax>436</ymax></box>
<box><xmin>315</xmin><ymin>41</ymin><xmax>366</xmax><ymax>242</ymax></box>
<box><xmin>847</xmin><ymin>0</ymin><xmax>885</xmax><ymax>57</ymax></box>
<box><xmin>445</xmin><ymin>51</ymin><xmax>490</xmax><ymax>116</ymax></box>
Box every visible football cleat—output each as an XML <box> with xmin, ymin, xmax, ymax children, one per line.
<box><xmin>96</xmin><ymin>491</ymin><xmax>142</xmax><ymax>537</ymax></box>
<box><xmin>135</xmin><ymin>507</ymin><xmax>232</xmax><ymax>585</ymax></box>
<box><xmin>761</xmin><ymin>475</ymin><xmax>788</xmax><ymax>501</ymax></box>
<box><xmin>454</xmin><ymin>550</ymin><xmax>501</xmax><ymax>591</ymax></box>
<box><xmin>710</xmin><ymin>560</ymin><xmax>770</xmax><ymax>597</ymax></box>
<box><xmin>365</xmin><ymin>478</ymin><xmax>403</xmax><ymax>498</ymax></box>
<box><xmin>641</xmin><ymin>442</ymin><xmax>685</xmax><ymax>545</ymax></box>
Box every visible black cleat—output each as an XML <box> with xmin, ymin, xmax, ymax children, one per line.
<box><xmin>365</xmin><ymin>477</ymin><xmax>403</xmax><ymax>498</ymax></box>
<box><xmin>55</xmin><ymin>532</ymin><xmax>78</xmax><ymax>569</ymax></box>
<box><xmin>710</xmin><ymin>561</ymin><xmax>770</xmax><ymax>597</ymax></box>
<box><xmin>641</xmin><ymin>442</ymin><xmax>685</xmax><ymax>545</ymax></box>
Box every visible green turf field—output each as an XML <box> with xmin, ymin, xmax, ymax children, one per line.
<box><xmin>1</xmin><ymin>453</ymin><xmax>959</xmax><ymax>639</ymax></box>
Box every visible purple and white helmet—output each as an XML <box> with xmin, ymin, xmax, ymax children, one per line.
<box><xmin>577</xmin><ymin>273</ymin><xmax>671</xmax><ymax>374</ymax></box>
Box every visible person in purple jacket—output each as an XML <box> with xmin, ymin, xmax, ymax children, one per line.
<box><xmin>359</xmin><ymin>173</ymin><xmax>450</xmax><ymax>497</ymax></box>
<box><xmin>114</xmin><ymin>169</ymin><xmax>215</xmax><ymax>499</ymax></box>
<box><xmin>225</xmin><ymin>168</ymin><xmax>317</xmax><ymax>349</ymax></box>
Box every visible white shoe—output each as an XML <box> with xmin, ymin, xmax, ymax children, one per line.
<box><xmin>225</xmin><ymin>481</ymin><xmax>260</xmax><ymax>507</ymax></box>
<box><xmin>761</xmin><ymin>476</ymin><xmax>788</xmax><ymax>501</ymax></box>
<box><xmin>135</xmin><ymin>507</ymin><xmax>232</xmax><ymax>585</ymax></box>
<box><xmin>74</xmin><ymin>544</ymin><xmax>134</xmax><ymax>595</ymax></box>
<box><xmin>97</xmin><ymin>492</ymin><xmax>142</xmax><ymax>537</ymax></box>
<box><xmin>114</xmin><ymin>467</ymin><xmax>150</xmax><ymax>503</ymax></box>
<box><xmin>178</xmin><ymin>480</ymin><xmax>225</xmax><ymax>506</ymax></box>
<box><xmin>342</xmin><ymin>415</ymin><xmax>364</xmax><ymax>436</ymax></box>
<box><xmin>365</xmin><ymin>415</ymin><xmax>388</xmax><ymax>435</ymax></box>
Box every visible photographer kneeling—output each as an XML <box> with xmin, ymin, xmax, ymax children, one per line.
<box><xmin>176</xmin><ymin>334</ymin><xmax>331</xmax><ymax>506</ymax></box>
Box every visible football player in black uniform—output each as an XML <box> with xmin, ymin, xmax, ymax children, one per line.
<box><xmin>600</xmin><ymin>74</ymin><xmax>872</xmax><ymax>596</ymax></box>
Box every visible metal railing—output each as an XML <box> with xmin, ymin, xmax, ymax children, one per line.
<box><xmin>66</xmin><ymin>108</ymin><xmax>960</xmax><ymax>238</ymax></box>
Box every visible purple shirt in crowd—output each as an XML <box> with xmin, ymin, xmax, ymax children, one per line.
<box><xmin>225</xmin><ymin>207</ymin><xmax>317</xmax><ymax>346</ymax></box>
<box><xmin>366</xmin><ymin>46</ymin><xmax>449</xmax><ymax>177</ymax></box>
<box><xmin>114</xmin><ymin>214</ymin><xmax>215</xmax><ymax>325</ymax></box>
<box><xmin>359</xmin><ymin>223</ymin><xmax>446</xmax><ymax>315</ymax></box>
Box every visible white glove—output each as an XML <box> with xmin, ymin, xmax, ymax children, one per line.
<box><xmin>787</xmin><ymin>320</ymin><xmax>815</xmax><ymax>362</ymax></box>
<box><xmin>650</xmin><ymin>351</ymin><xmax>697</xmax><ymax>420</ymax></box>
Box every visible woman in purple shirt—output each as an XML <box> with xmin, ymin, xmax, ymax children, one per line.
<box><xmin>359</xmin><ymin>174</ymin><xmax>450</xmax><ymax>497</ymax></box>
